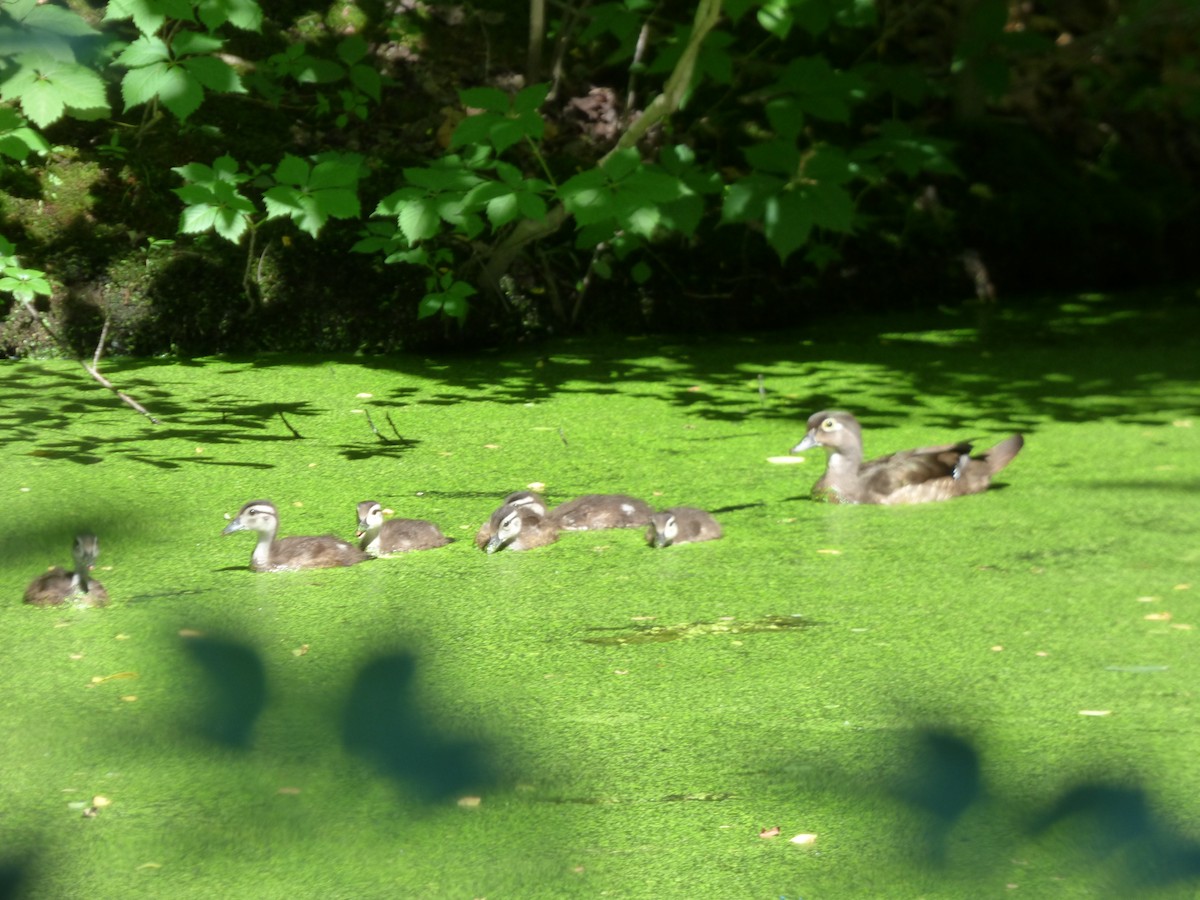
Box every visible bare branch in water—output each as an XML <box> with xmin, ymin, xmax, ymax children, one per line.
<box><xmin>22</xmin><ymin>299</ymin><xmax>160</xmax><ymax>424</ymax></box>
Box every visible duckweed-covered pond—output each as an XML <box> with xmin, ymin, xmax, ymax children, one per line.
<box><xmin>2</xmin><ymin>296</ymin><xmax>1199</xmax><ymax>898</ymax></box>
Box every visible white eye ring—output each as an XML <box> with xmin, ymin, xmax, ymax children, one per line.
<box><xmin>821</xmin><ymin>418</ymin><xmax>838</xmax><ymax>431</ymax></box>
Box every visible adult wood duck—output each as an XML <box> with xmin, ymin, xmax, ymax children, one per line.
<box><xmin>550</xmin><ymin>494</ymin><xmax>653</xmax><ymax>531</ymax></box>
<box><xmin>24</xmin><ymin>533</ymin><xmax>109</xmax><ymax>607</ymax></box>
<box><xmin>481</xmin><ymin>504</ymin><xmax>559</xmax><ymax>553</ymax></box>
<box><xmin>355</xmin><ymin>501</ymin><xmax>451</xmax><ymax>555</ymax></box>
<box><xmin>223</xmin><ymin>500</ymin><xmax>370</xmax><ymax>572</ymax></box>
<box><xmin>791</xmin><ymin>410</ymin><xmax>1024</xmax><ymax>505</ymax></box>
<box><xmin>646</xmin><ymin>507</ymin><xmax>723</xmax><ymax>548</ymax></box>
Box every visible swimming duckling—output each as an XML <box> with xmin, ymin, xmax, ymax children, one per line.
<box><xmin>24</xmin><ymin>533</ymin><xmax>109</xmax><ymax>607</ymax></box>
<box><xmin>550</xmin><ymin>494</ymin><xmax>653</xmax><ymax>531</ymax></box>
<box><xmin>646</xmin><ymin>508</ymin><xmax>723</xmax><ymax>548</ymax></box>
<box><xmin>791</xmin><ymin>410</ymin><xmax>1024</xmax><ymax>505</ymax></box>
<box><xmin>474</xmin><ymin>491</ymin><xmax>550</xmax><ymax>549</ymax></box>
<box><xmin>483</xmin><ymin>504</ymin><xmax>559</xmax><ymax>553</ymax></box>
<box><xmin>223</xmin><ymin>500</ymin><xmax>370</xmax><ymax>572</ymax></box>
<box><xmin>355</xmin><ymin>501</ymin><xmax>451</xmax><ymax>555</ymax></box>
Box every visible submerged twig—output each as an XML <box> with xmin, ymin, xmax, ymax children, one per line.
<box><xmin>385</xmin><ymin>411</ymin><xmax>404</xmax><ymax>442</ymax></box>
<box><xmin>558</xmin><ymin>427</ymin><xmax>569</xmax><ymax>448</ymax></box>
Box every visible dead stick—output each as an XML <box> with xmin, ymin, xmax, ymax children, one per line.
<box><xmin>22</xmin><ymin>300</ymin><xmax>160</xmax><ymax>424</ymax></box>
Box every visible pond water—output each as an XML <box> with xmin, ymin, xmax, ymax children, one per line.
<box><xmin>2</xmin><ymin>298</ymin><xmax>1199</xmax><ymax>898</ymax></box>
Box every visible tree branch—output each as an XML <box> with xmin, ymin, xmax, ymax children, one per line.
<box><xmin>22</xmin><ymin>300</ymin><xmax>160</xmax><ymax>425</ymax></box>
<box><xmin>480</xmin><ymin>0</ymin><xmax>725</xmax><ymax>292</ymax></box>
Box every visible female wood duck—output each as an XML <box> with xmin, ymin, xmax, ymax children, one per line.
<box><xmin>791</xmin><ymin>410</ymin><xmax>1024</xmax><ymax>505</ymax></box>
<box><xmin>550</xmin><ymin>494</ymin><xmax>653</xmax><ymax>531</ymax></box>
<box><xmin>24</xmin><ymin>533</ymin><xmax>109</xmax><ymax>607</ymax></box>
<box><xmin>355</xmin><ymin>501</ymin><xmax>451</xmax><ymax>555</ymax></box>
<box><xmin>646</xmin><ymin>507</ymin><xmax>723</xmax><ymax>547</ymax></box>
<box><xmin>223</xmin><ymin>500</ymin><xmax>370</xmax><ymax>571</ymax></box>
<box><xmin>481</xmin><ymin>504</ymin><xmax>559</xmax><ymax>553</ymax></box>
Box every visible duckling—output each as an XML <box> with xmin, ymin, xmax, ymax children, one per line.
<box><xmin>222</xmin><ymin>500</ymin><xmax>370</xmax><ymax>572</ymax></box>
<box><xmin>474</xmin><ymin>491</ymin><xmax>550</xmax><ymax>549</ymax></box>
<box><xmin>355</xmin><ymin>501</ymin><xmax>451</xmax><ymax>555</ymax></box>
<box><xmin>483</xmin><ymin>504</ymin><xmax>559</xmax><ymax>553</ymax></box>
<box><xmin>550</xmin><ymin>494</ymin><xmax>653</xmax><ymax>531</ymax></box>
<box><xmin>646</xmin><ymin>508</ymin><xmax>723</xmax><ymax>548</ymax></box>
<box><xmin>791</xmin><ymin>410</ymin><xmax>1024</xmax><ymax>505</ymax></box>
<box><xmin>24</xmin><ymin>533</ymin><xmax>109</xmax><ymax>607</ymax></box>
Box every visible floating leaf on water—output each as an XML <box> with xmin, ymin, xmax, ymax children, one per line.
<box><xmin>1135</xmin><ymin>596</ymin><xmax>1158</xmax><ymax>603</ymax></box>
<box><xmin>1174</xmin><ymin>584</ymin><xmax>1191</xmax><ymax>591</ymax></box>
<box><xmin>790</xmin><ymin>833</ymin><xmax>818</xmax><ymax>845</ymax></box>
<box><xmin>277</xmin><ymin>787</ymin><xmax>301</xmax><ymax>795</ymax></box>
<box><xmin>457</xmin><ymin>796</ymin><xmax>482</xmax><ymax>808</ymax></box>
<box><xmin>766</xmin><ymin>455</ymin><xmax>806</xmax><ymax>465</ymax></box>
<box><xmin>527</xmin><ymin>482</ymin><xmax>546</xmax><ymax>491</ymax></box>
<box><xmin>991</xmin><ymin>646</ymin><xmax>1004</xmax><ymax>652</ymax></box>
<box><xmin>137</xmin><ymin>863</ymin><xmax>162</xmax><ymax>870</ymax></box>
<box><xmin>816</xmin><ymin>549</ymin><xmax>841</xmax><ymax>555</ymax></box>
<box><xmin>1144</xmin><ymin>612</ymin><xmax>1172</xmax><ymax>621</ymax></box>
<box><xmin>92</xmin><ymin>796</ymin><xmax>111</xmax><ymax>808</ymax></box>
<box><xmin>759</xmin><ymin>826</ymin><xmax>781</xmax><ymax>838</ymax></box>
<box><xmin>178</xmin><ymin>629</ymin><xmax>204</xmax><ymax>638</ymax></box>
<box><xmin>121</xmin><ymin>695</ymin><xmax>138</xmax><ymax>702</ymax></box>
<box><xmin>1079</xmin><ymin>710</ymin><xmax>1111</xmax><ymax>716</ymax></box>
<box><xmin>292</xmin><ymin>644</ymin><xmax>310</xmax><ymax>657</ymax></box>
<box><xmin>356</xmin><ymin>392</ymin><xmax>373</xmax><ymax>399</ymax></box>
<box><xmin>1171</xmin><ymin>623</ymin><xmax>1194</xmax><ymax>630</ymax></box>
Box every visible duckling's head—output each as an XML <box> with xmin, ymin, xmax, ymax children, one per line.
<box><xmin>72</xmin><ymin>533</ymin><xmax>100</xmax><ymax>569</ymax></box>
<box><xmin>646</xmin><ymin>513</ymin><xmax>677</xmax><ymax>548</ymax></box>
<box><xmin>355</xmin><ymin>500</ymin><xmax>384</xmax><ymax>537</ymax></box>
<box><xmin>485</xmin><ymin>507</ymin><xmax>525</xmax><ymax>554</ymax></box>
<box><xmin>792</xmin><ymin>410</ymin><xmax>862</xmax><ymax>455</ymax></box>
<box><xmin>223</xmin><ymin>500</ymin><xmax>278</xmax><ymax>536</ymax></box>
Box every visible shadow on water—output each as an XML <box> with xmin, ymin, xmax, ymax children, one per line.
<box><xmin>2</xmin><ymin>290</ymin><xmax>1196</xmax><ymax>467</ymax></box>
<box><xmin>779</xmin><ymin>724</ymin><xmax>1200</xmax><ymax>893</ymax></box>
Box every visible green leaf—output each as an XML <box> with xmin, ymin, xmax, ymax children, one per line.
<box><xmin>153</xmin><ymin>65</ymin><xmax>205</xmax><ymax>120</ymax></box>
<box><xmin>197</xmin><ymin>0</ymin><xmax>264</xmax><ymax>31</ymax></box>
<box><xmin>450</xmin><ymin>112</ymin><xmax>503</xmax><ymax>149</ymax></box>
<box><xmin>398</xmin><ymin>198</ymin><xmax>441</xmax><ymax>243</ymax></box>
<box><xmin>14</xmin><ymin>80</ymin><xmax>65</xmax><ymax>129</ymax></box>
<box><xmin>630</xmin><ymin>260</ymin><xmax>652</xmax><ymax>284</ymax></box>
<box><xmin>743</xmin><ymin>138</ymin><xmax>799</xmax><ymax>177</ymax></box>
<box><xmin>486</xmin><ymin>193</ymin><xmax>520</xmax><ymax>228</ymax></box>
<box><xmin>601</xmin><ymin>147</ymin><xmax>641</xmax><ymax>181</ymax></box>
<box><xmin>336</xmin><ymin>35</ymin><xmax>369</xmax><ymax>65</ymax></box>
<box><xmin>513</xmin><ymin>83</ymin><xmax>550</xmax><ymax>115</ymax></box>
<box><xmin>764</xmin><ymin>190</ymin><xmax>813</xmax><ymax>262</ymax></box>
<box><xmin>121</xmin><ymin>62</ymin><xmax>169</xmax><ymax>108</ymax></box>
<box><xmin>417</xmin><ymin>295</ymin><xmax>443</xmax><ymax>319</ymax></box>
<box><xmin>105</xmin><ymin>0</ymin><xmax>196</xmax><ymax>35</ymax></box>
<box><xmin>183</xmin><ymin>55</ymin><xmax>246</xmax><ymax>94</ymax></box>
<box><xmin>459</xmin><ymin>87</ymin><xmax>509</xmax><ymax>113</ymax></box>
<box><xmin>115</xmin><ymin>35</ymin><xmax>170</xmax><ymax>68</ymax></box>
<box><xmin>348</xmin><ymin>64</ymin><xmax>381</xmax><ymax>102</ymax></box>
<box><xmin>172</xmin><ymin>31</ymin><xmax>224</xmax><ymax>56</ymax></box>
<box><xmin>801</xmin><ymin>181</ymin><xmax>855</xmax><ymax>232</ymax></box>
<box><xmin>516</xmin><ymin>192</ymin><xmax>547</xmax><ymax>221</ymax></box>
<box><xmin>489</xmin><ymin>119</ymin><xmax>528</xmax><ymax>155</ymax></box>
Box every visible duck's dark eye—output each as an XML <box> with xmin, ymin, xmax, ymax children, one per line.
<box><xmin>821</xmin><ymin>418</ymin><xmax>838</xmax><ymax>431</ymax></box>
